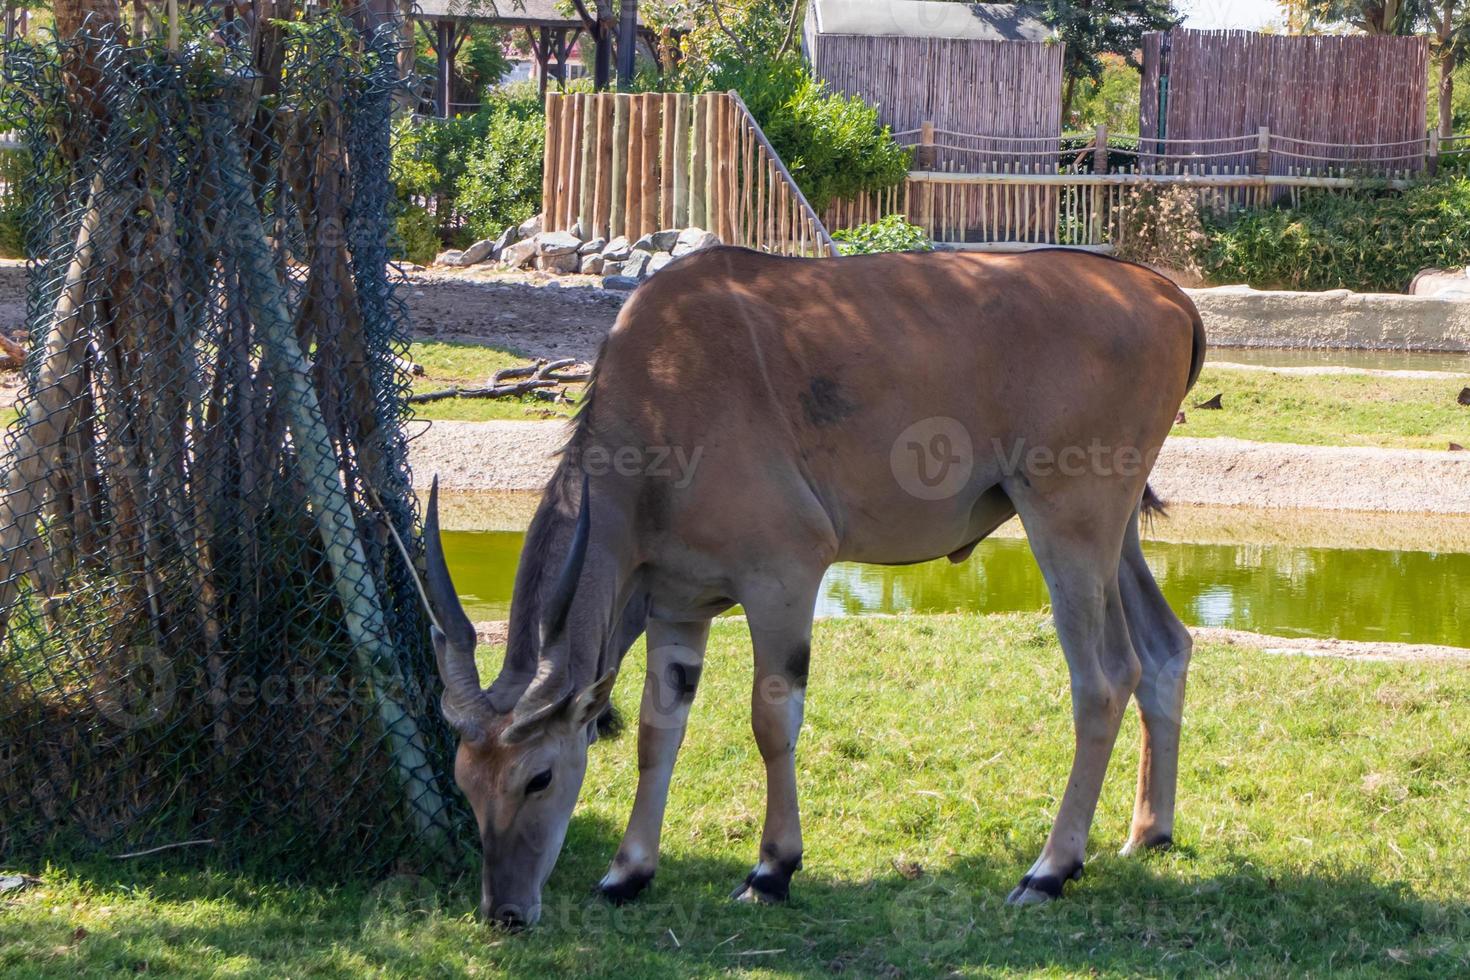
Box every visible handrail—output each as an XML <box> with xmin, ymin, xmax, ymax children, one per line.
<box><xmin>540</xmin><ymin>92</ymin><xmax>839</xmax><ymax>258</ymax></box>
<box><xmin>906</xmin><ymin>170</ymin><xmax>1414</xmax><ymax>190</ymax></box>
<box><xmin>725</xmin><ymin>91</ymin><xmax>839</xmax><ymax>257</ymax></box>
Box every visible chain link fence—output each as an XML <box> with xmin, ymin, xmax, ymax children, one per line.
<box><xmin>0</xmin><ymin>12</ymin><xmax>469</xmax><ymax>875</ymax></box>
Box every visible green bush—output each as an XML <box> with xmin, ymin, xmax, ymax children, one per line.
<box><xmin>711</xmin><ymin>57</ymin><xmax>910</xmax><ymax>212</ymax></box>
<box><xmin>390</xmin><ymin>84</ymin><xmax>544</xmax><ymax>248</ymax></box>
<box><xmin>454</xmin><ymin>90</ymin><xmax>544</xmax><ymax>241</ymax></box>
<box><xmin>1204</xmin><ymin>176</ymin><xmax>1470</xmax><ymax>292</ymax></box>
<box><xmin>0</xmin><ymin>150</ymin><xmax>28</xmax><ymax>259</ymax></box>
<box><xmin>393</xmin><ymin>202</ymin><xmax>441</xmax><ymax>266</ymax></box>
<box><xmin>831</xmin><ymin>214</ymin><xmax>933</xmax><ymax>255</ymax></box>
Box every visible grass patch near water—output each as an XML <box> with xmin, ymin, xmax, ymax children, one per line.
<box><xmin>1181</xmin><ymin>367</ymin><xmax>1469</xmax><ymax>449</ymax></box>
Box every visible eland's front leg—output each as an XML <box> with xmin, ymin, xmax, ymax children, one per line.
<box><xmin>598</xmin><ymin>618</ymin><xmax>710</xmax><ymax>903</ymax></box>
<box><xmin>731</xmin><ymin>576</ymin><xmax>822</xmax><ymax>904</ymax></box>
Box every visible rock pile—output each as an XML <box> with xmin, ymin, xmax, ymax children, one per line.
<box><xmin>435</xmin><ymin>213</ymin><xmax>721</xmax><ymax>290</ymax></box>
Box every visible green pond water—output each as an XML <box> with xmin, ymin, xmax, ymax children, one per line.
<box><xmin>443</xmin><ymin>531</ymin><xmax>1470</xmax><ymax>648</ymax></box>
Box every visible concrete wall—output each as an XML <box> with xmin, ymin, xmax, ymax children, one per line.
<box><xmin>1185</xmin><ymin>285</ymin><xmax>1470</xmax><ymax>351</ymax></box>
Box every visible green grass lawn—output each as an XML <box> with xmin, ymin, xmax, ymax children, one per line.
<box><xmin>1183</xmin><ymin>367</ymin><xmax>1469</xmax><ymax>449</ymax></box>
<box><xmin>409</xmin><ymin>341</ymin><xmax>580</xmax><ymax>422</ymax></box>
<box><xmin>3</xmin><ymin>614</ymin><xmax>1467</xmax><ymax>977</ymax></box>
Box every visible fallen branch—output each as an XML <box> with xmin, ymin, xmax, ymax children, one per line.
<box><xmin>491</xmin><ymin>357</ymin><xmax>578</xmax><ymax>385</ymax></box>
<box><xmin>0</xmin><ymin>331</ymin><xmax>24</xmax><ymax>364</ymax></box>
<box><xmin>410</xmin><ymin>378</ymin><xmax>561</xmax><ymax>403</ymax></box>
<box><xmin>410</xmin><ymin>358</ymin><xmax>586</xmax><ymax>405</ymax></box>
<box><xmin>112</xmin><ymin>838</ymin><xmax>217</xmax><ymax>860</ymax></box>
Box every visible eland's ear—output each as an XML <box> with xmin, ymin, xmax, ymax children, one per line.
<box><xmin>499</xmin><ymin>689</ymin><xmax>575</xmax><ymax>747</ymax></box>
<box><xmin>569</xmin><ymin>670</ymin><xmax>617</xmax><ymax>731</ymax></box>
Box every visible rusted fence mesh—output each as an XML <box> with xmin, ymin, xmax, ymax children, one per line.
<box><xmin>0</xmin><ymin>15</ymin><xmax>468</xmax><ymax>874</ymax></box>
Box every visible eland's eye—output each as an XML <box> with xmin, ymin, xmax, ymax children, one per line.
<box><xmin>525</xmin><ymin>769</ymin><xmax>553</xmax><ymax>795</ymax></box>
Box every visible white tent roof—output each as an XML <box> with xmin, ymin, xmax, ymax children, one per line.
<box><xmin>807</xmin><ymin>0</ymin><xmax>1053</xmax><ymax>43</ymax></box>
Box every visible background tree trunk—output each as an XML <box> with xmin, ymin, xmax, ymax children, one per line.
<box><xmin>1440</xmin><ymin>0</ymin><xmax>1458</xmax><ymax>139</ymax></box>
<box><xmin>53</xmin><ymin>0</ymin><xmax>119</xmax><ymax>38</ymax></box>
<box><xmin>616</xmin><ymin>0</ymin><xmax>637</xmax><ymax>89</ymax></box>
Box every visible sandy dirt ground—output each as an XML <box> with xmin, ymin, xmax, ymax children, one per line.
<box><xmin>403</xmin><ymin>268</ymin><xmax>624</xmax><ymax>361</ymax></box>
<box><xmin>1193</xmin><ymin>627</ymin><xmax>1470</xmax><ymax>663</ymax></box>
<box><xmin>409</xmin><ymin>418</ymin><xmax>1470</xmax><ymax>514</ymax></box>
<box><xmin>467</xmin><ymin>618</ymin><xmax>1467</xmax><ymax>664</ymax></box>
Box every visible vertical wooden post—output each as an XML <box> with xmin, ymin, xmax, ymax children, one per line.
<box><xmin>659</xmin><ymin>92</ymin><xmax>676</xmax><ymax>229</ymax></box>
<box><xmin>1427</xmin><ymin>125</ymin><xmax>1440</xmax><ymax>177</ymax></box>
<box><xmin>610</xmin><ymin>94</ymin><xmax>628</xmax><ymax>240</ymax></box>
<box><xmin>714</xmin><ymin>96</ymin><xmax>730</xmax><ymax>242</ymax></box>
<box><xmin>672</xmin><ymin>94</ymin><xmax>690</xmax><ymax>228</ymax></box>
<box><xmin>1094</xmin><ymin>124</ymin><xmax>1108</xmax><ymax>174</ymax></box>
<box><xmin>641</xmin><ymin>95</ymin><xmax>659</xmax><ymax>235</ymax></box>
<box><xmin>689</xmin><ymin>96</ymin><xmax>708</xmax><ymax>230</ymax></box>
<box><xmin>704</xmin><ymin>95</ymin><xmax>720</xmax><ymax>237</ymax></box>
<box><xmin>558</xmin><ymin>94</ymin><xmax>577</xmax><ymax>230</ymax></box>
<box><xmin>594</xmin><ymin>95</ymin><xmax>615</xmax><ymax>240</ymax></box>
<box><xmin>1256</xmin><ymin>126</ymin><xmax>1270</xmax><ymax>175</ymax></box>
<box><xmin>918</xmin><ymin>120</ymin><xmax>935</xmax><ymax>170</ymax></box>
<box><xmin>541</xmin><ymin>94</ymin><xmax>561</xmax><ymax>227</ymax></box>
<box><xmin>742</xmin><ymin>119</ymin><xmax>755</xmax><ymax>248</ymax></box>
<box><xmin>579</xmin><ymin>95</ymin><xmax>597</xmax><ymax>236</ymax></box>
<box><xmin>625</xmin><ymin>95</ymin><xmax>643</xmax><ymax>240</ymax></box>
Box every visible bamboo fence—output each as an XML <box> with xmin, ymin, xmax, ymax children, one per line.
<box><xmin>540</xmin><ymin>91</ymin><xmax>838</xmax><ymax>257</ymax></box>
<box><xmin>1140</xmin><ymin>29</ymin><xmax>1430</xmax><ymax>176</ymax></box>
<box><xmin>808</xmin><ymin>33</ymin><xmax>1063</xmax><ymax>172</ymax></box>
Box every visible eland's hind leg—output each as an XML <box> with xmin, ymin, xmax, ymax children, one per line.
<box><xmin>598</xmin><ymin>617</ymin><xmax>710</xmax><ymax>903</ymax></box>
<box><xmin>1117</xmin><ymin>512</ymin><xmax>1193</xmax><ymax>854</ymax></box>
<box><xmin>1004</xmin><ymin>478</ymin><xmax>1142</xmax><ymax>905</ymax></box>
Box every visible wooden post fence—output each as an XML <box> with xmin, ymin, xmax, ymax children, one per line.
<box><xmin>540</xmin><ymin>91</ymin><xmax>837</xmax><ymax>257</ymax></box>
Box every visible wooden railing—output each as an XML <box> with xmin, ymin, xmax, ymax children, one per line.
<box><xmin>826</xmin><ymin>169</ymin><xmax>1415</xmax><ymax>250</ymax></box>
<box><xmin>541</xmin><ymin>91</ymin><xmax>838</xmax><ymax>257</ymax></box>
<box><xmin>891</xmin><ymin>121</ymin><xmax>1456</xmax><ymax>180</ymax></box>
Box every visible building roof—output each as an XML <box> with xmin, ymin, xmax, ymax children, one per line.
<box><xmin>807</xmin><ymin>0</ymin><xmax>1052</xmax><ymax>43</ymax></box>
<box><xmin>411</xmin><ymin>0</ymin><xmax>586</xmax><ymax>28</ymax></box>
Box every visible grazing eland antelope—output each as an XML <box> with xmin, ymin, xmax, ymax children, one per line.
<box><xmin>418</xmin><ymin>246</ymin><xmax>1205</xmax><ymax>927</ymax></box>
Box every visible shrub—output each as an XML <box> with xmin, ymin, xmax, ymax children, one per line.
<box><xmin>1114</xmin><ymin>184</ymin><xmax>1208</xmax><ymax>279</ymax></box>
<box><xmin>0</xmin><ymin>150</ymin><xmax>28</xmax><ymax>259</ymax></box>
<box><xmin>832</xmin><ymin>214</ymin><xmax>933</xmax><ymax>255</ymax></box>
<box><xmin>454</xmin><ymin>90</ymin><xmax>545</xmax><ymax>241</ymax></box>
<box><xmin>1204</xmin><ymin>177</ymin><xmax>1470</xmax><ymax>292</ymax></box>
<box><xmin>393</xmin><ymin>202</ymin><xmax>441</xmax><ymax>266</ymax></box>
<box><xmin>711</xmin><ymin>57</ymin><xmax>910</xmax><ymax>211</ymax></box>
<box><xmin>390</xmin><ymin>84</ymin><xmax>544</xmax><ymax>248</ymax></box>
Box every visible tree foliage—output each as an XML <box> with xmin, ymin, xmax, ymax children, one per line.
<box><xmin>711</xmin><ymin>54</ymin><xmax>911</xmax><ymax>210</ymax></box>
<box><xmin>1035</xmin><ymin>0</ymin><xmax>1181</xmax><ymax>119</ymax></box>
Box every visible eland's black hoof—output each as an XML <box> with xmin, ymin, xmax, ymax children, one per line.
<box><xmin>597</xmin><ymin>869</ymin><xmax>653</xmax><ymax>905</ymax></box>
<box><xmin>730</xmin><ymin>857</ymin><xmax>801</xmax><ymax>904</ymax></box>
<box><xmin>1005</xmin><ymin>863</ymin><xmax>1082</xmax><ymax>906</ymax></box>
